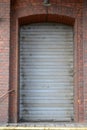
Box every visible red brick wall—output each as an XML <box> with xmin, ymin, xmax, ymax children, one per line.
<box><xmin>0</xmin><ymin>0</ymin><xmax>10</xmax><ymax>123</ymax></box>
<box><xmin>83</xmin><ymin>0</ymin><xmax>87</xmax><ymax>122</ymax></box>
<box><xmin>9</xmin><ymin>0</ymin><xmax>86</xmax><ymax>123</ymax></box>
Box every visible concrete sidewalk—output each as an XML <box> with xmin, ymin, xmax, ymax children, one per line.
<box><xmin>0</xmin><ymin>127</ymin><xmax>87</xmax><ymax>130</ymax></box>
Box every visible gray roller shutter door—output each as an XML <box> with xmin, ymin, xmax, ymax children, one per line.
<box><xmin>19</xmin><ymin>23</ymin><xmax>74</xmax><ymax>122</ymax></box>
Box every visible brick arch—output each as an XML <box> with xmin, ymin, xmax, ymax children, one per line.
<box><xmin>19</xmin><ymin>14</ymin><xmax>75</xmax><ymax>26</ymax></box>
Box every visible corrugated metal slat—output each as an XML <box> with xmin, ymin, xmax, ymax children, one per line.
<box><xmin>19</xmin><ymin>23</ymin><xmax>74</xmax><ymax>122</ymax></box>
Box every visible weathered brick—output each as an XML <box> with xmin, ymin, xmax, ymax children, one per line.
<box><xmin>0</xmin><ymin>0</ymin><xmax>10</xmax><ymax>123</ymax></box>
